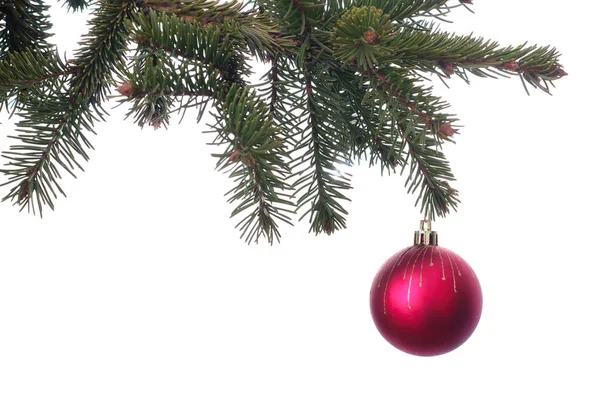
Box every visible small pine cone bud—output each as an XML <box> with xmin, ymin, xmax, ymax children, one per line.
<box><xmin>501</xmin><ymin>61</ymin><xmax>520</xmax><ymax>71</ymax></box>
<box><xmin>439</xmin><ymin>61</ymin><xmax>455</xmax><ymax>76</ymax></box>
<box><xmin>556</xmin><ymin>66</ymin><xmax>568</xmax><ymax>78</ymax></box>
<box><xmin>323</xmin><ymin>221</ymin><xmax>332</xmax><ymax>236</ymax></box>
<box><xmin>18</xmin><ymin>180</ymin><xmax>29</xmax><ymax>202</ymax></box>
<box><xmin>459</xmin><ymin>0</ymin><xmax>473</xmax><ymax>4</ymax></box>
<box><xmin>242</xmin><ymin>153</ymin><xmax>256</xmax><ymax>168</ymax></box>
<box><xmin>363</xmin><ymin>29</ymin><xmax>379</xmax><ymax>44</ymax></box>
<box><xmin>116</xmin><ymin>82</ymin><xmax>134</xmax><ymax>97</ymax></box>
<box><xmin>439</xmin><ymin>123</ymin><xmax>455</xmax><ymax>138</ymax></box>
<box><xmin>229</xmin><ymin>149</ymin><xmax>242</xmax><ymax>162</ymax></box>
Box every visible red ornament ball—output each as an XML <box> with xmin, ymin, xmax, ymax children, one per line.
<box><xmin>370</xmin><ymin>244</ymin><xmax>483</xmax><ymax>356</ymax></box>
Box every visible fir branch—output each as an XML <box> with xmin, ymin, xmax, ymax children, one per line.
<box><xmin>332</xmin><ymin>5</ymin><xmax>396</xmax><ymax>70</ymax></box>
<box><xmin>267</xmin><ymin>54</ymin><xmax>279</xmax><ymax>113</ymax></box>
<box><xmin>0</xmin><ymin>0</ymin><xmax>53</xmax><ymax>57</ymax></box>
<box><xmin>255</xmin><ymin>53</ymin><xmax>305</xmax><ymax>147</ymax></box>
<box><xmin>369</xmin><ymin>66</ymin><xmax>456</xmax><ymax>141</ymax></box>
<box><xmin>257</xmin><ymin>0</ymin><xmax>324</xmax><ymax>36</ymax></box>
<box><xmin>69</xmin><ymin>0</ymin><xmax>137</xmax><ymax>106</ymax></box>
<box><xmin>0</xmin><ymin>0</ymin><xmax>567</xmax><ymax>241</ymax></box>
<box><xmin>117</xmin><ymin>46</ymin><xmax>221</xmax><ymax>128</ymax></box>
<box><xmin>235</xmin><ymin>13</ymin><xmax>297</xmax><ymax>61</ymax></box>
<box><xmin>293</xmin><ymin>61</ymin><xmax>352</xmax><ymax>235</ymax></box>
<box><xmin>388</xmin><ymin>23</ymin><xmax>566</xmax><ymax>93</ymax></box>
<box><xmin>1</xmin><ymin>0</ymin><xmax>138</xmax><ymax>214</ymax></box>
<box><xmin>208</xmin><ymin>84</ymin><xmax>294</xmax><ymax>244</ymax></box>
<box><xmin>0</xmin><ymin>48</ymin><xmax>70</xmax><ymax>89</ymax></box>
<box><xmin>332</xmin><ymin>66</ymin><xmax>406</xmax><ymax>171</ymax></box>
<box><xmin>0</xmin><ymin>47</ymin><xmax>72</xmax><ymax>113</ymax></box>
<box><xmin>359</xmin><ymin>65</ymin><xmax>458</xmax><ymax>217</ymax></box>
<box><xmin>402</xmin><ymin>129</ymin><xmax>458</xmax><ymax>218</ymax></box>
<box><xmin>131</xmin><ymin>8</ymin><xmax>251</xmax><ymax>85</ymax></box>
<box><xmin>1</xmin><ymin>92</ymin><xmax>95</xmax><ymax>214</ymax></box>
<box><xmin>352</xmin><ymin>0</ymin><xmax>460</xmax><ymax>22</ymax></box>
<box><xmin>280</xmin><ymin>0</ymin><xmax>352</xmax><ymax>235</ymax></box>
<box><xmin>144</xmin><ymin>0</ymin><xmax>244</xmax><ymax>21</ymax></box>
<box><xmin>62</xmin><ymin>0</ymin><xmax>91</xmax><ymax>12</ymax></box>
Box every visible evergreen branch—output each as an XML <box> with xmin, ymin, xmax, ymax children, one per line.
<box><xmin>332</xmin><ymin>5</ymin><xmax>396</xmax><ymax>70</ymax></box>
<box><xmin>131</xmin><ymin>8</ymin><xmax>250</xmax><ymax>85</ymax></box>
<box><xmin>257</xmin><ymin>0</ymin><xmax>324</xmax><ymax>36</ymax></box>
<box><xmin>145</xmin><ymin>0</ymin><xmax>297</xmax><ymax>61</ymax></box>
<box><xmin>277</xmin><ymin>0</ymin><xmax>352</xmax><ymax>235</ymax></box>
<box><xmin>134</xmin><ymin>4</ymin><xmax>297</xmax><ymax>70</ymax></box>
<box><xmin>293</xmin><ymin>62</ymin><xmax>352</xmax><ymax>235</ymax></box>
<box><xmin>352</xmin><ymin>0</ymin><xmax>460</xmax><ymax>22</ymax></box>
<box><xmin>208</xmin><ymin>84</ymin><xmax>294</xmax><ymax>244</ymax></box>
<box><xmin>388</xmin><ymin>23</ymin><xmax>566</xmax><ymax>93</ymax></box>
<box><xmin>401</xmin><ymin>128</ymin><xmax>458</xmax><ymax>218</ymax></box>
<box><xmin>369</xmin><ymin>66</ymin><xmax>456</xmax><ymax>141</ymax></box>
<box><xmin>267</xmin><ymin>54</ymin><xmax>279</xmax><ymax>113</ymax></box>
<box><xmin>142</xmin><ymin>0</ymin><xmax>299</xmax><ymax>62</ymax></box>
<box><xmin>144</xmin><ymin>0</ymin><xmax>244</xmax><ymax>21</ymax></box>
<box><xmin>236</xmin><ymin>12</ymin><xmax>297</xmax><ymax>61</ymax></box>
<box><xmin>0</xmin><ymin>0</ymin><xmax>567</xmax><ymax>242</ymax></box>
<box><xmin>0</xmin><ymin>47</ymin><xmax>72</xmax><ymax>113</ymax></box>
<box><xmin>1</xmin><ymin>0</ymin><xmax>138</xmax><ymax>214</ymax></box>
<box><xmin>62</xmin><ymin>0</ymin><xmax>91</xmax><ymax>12</ymax></box>
<box><xmin>254</xmin><ymin>53</ymin><xmax>306</xmax><ymax>148</ymax></box>
<box><xmin>117</xmin><ymin>46</ymin><xmax>221</xmax><ymax>128</ymax></box>
<box><xmin>0</xmin><ymin>48</ymin><xmax>70</xmax><ymax>90</ymax></box>
<box><xmin>69</xmin><ymin>0</ymin><xmax>137</xmax><ymax>107</ymax></box>
<box><xmin>1</xmin><ymin>92</ymin><xmax>95</xmax><ymax>215</ymax></box>
<box><xmin>332</xmin><ymin>66</ymin><xmax>406</xmax><ymax>171</ymax></box>
<box><xmin>365</xmin><ymin>66</ymin><xmax>459</xmax><ymax>217</ymax></box>
<box><xmin>0</xmin><ymin>0</ymin><xmax>52</xmax><ymax>57</ymax></box>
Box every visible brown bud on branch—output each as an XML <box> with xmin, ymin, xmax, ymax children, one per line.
<box><xmin>363</xmin><ymin>29</ymin><xmax>379</xmax><ymax>45</ymax></box>
<box><xmin>439</xmin><ymin>123</ymin><xmax>455</xmax><ymax>138</ymax></box>
<box><xmin>116</xmin><ymin>82</ymin><xmax>134</xmax><ymax>98</ymax></box>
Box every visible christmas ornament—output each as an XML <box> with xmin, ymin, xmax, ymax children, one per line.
<box><xmin>370</xmin><ymin>220</ymin><xmax>482</xmax><ymax>356</ymax></box>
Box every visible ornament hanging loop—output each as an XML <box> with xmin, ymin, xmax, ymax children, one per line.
<box><xmin>414</xmin><ymin>218</ymin><xmax>438</xmax><ymax>246</ymax></box>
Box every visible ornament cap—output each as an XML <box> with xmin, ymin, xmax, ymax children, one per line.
<box><xmin>414</xmin><ymin>219</ymin><xmax>438</xmax><ymax>246</ymax></box>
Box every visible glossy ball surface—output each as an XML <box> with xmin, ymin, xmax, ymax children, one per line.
<box><xmin>370</xmin><ymin>245</ymin><xmax>483</xmax><ymax>356</ymax></box>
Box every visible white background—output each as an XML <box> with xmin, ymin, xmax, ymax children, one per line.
<box><xmin>1</xmin><ymin>1</ymin><xmax>599</xmax><ymax>397</ymax></box>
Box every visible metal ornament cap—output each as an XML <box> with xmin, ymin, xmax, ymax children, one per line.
<box><xmin>414</xmin><ymin>219</ymin><xmax>438</xmax><ymax>246</ymax></box>
<box><xmin>370</xmin><ymin>224</ymin><xmax>483</xmax><ymax>356</ymax></box>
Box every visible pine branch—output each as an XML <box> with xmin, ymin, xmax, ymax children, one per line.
<box><xmin>0</xmin><ymin>0</ymin><xmax>567</xmax><ymax>242</ymax></box>
<box><xmin>278</xmin><ymin>0</ymin><xmax>352</xmax><ymax>235</ymax></box>
<box><xmin>208</xmin><ymin>84</ymin><xmax>294</xmax><ymax>244</ymax></box>
<box><xmin>257</xmin><ymin>0</ymin><xmax>324</xmax><ymax>36</ymax></box>
<box><xmin>0</xmin><ymin>47</ymin><xmax>72</xmax><ymax>113</ymax></box>
<box><xmin>343</xmin><ymin>63</ymin><xmax>458</xmax><ymax>217</ymax></box>
<box><xmin>0</xmin><ymin>0</ymin><xmax>53</xmax><ymax>57</ymax></box>
<box><xmin>402</xmin><ymin>128</ymin><xmax>458</xmax><ymax>217</ymax></box>
<box><xmin>145</xmin><ymin>0</ymin><xmax>297</xmax><ymax>61</ymax></box>
<box><xmin>294</xmin><ymin>63</ymin><xmax>352</xmax><ymax>235</ymax></box>
<box><xmin>117</xmin><ymin>46</ymin><xmax>221</xmax><ymax>128</ymax></box>
<box><xmin>62</xmin><ymin>0</ymin><xmax>91</xmax><ymax>12</ymax></box>
<box><xmin>120</xmin><ymin>8</ymin><xmax>233</xmax><ymax>128</ymax></box>
<box><xmin>388</xmin><ymin>22</ymin><xmax>566</xmax><ymax>93</ymax></box>
<box><xmin>131</xmin><ymin>8</ymin><xmax>251</xmax><ymax>85</ymax></box>
<box><xmin>1</xmin><ymin>0</ymin><xmax>137</xmax><ymax>214</ymax></box>
<box><xmin>353</xmin><ymin>0</ymin><xmax>461</xmax><ymax>21</ymax></box>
